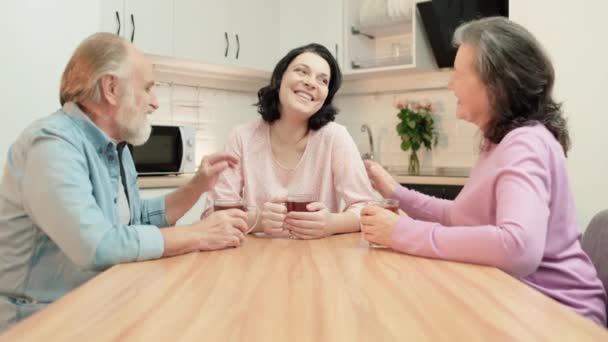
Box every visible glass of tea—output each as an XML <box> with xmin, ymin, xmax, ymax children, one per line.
<box><xmin>212</xmin><ymin>199</ymin><xmax>260</xmax><ymax>234</ymax></box>
<box><xmin>362</xmin><ymin>198</ymin><xmax>400</xmax><ymax>248</ymax></box>
<box><xmin>366</xmin><ymin>198</ymin><xmax>399</xmax><ymax>213</ymax></box>
<box><xmin>286</xmin><ymin>194</ymin><xmax>315</xmax><ymax>212</ymax></box>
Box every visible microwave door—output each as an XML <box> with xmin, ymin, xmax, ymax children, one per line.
<box><xmin>130</xmin><ymin>126</ymin><xmax>183</xmax><ymax>175</ymax></box>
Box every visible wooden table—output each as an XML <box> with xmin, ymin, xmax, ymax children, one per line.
<box><xmin>2</xmin><ymin>233</ymin><xmax>607</xmax><ymax>341</ymax></box>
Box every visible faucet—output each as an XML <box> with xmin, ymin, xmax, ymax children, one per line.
<box><xmin>360</xmin><ymin>124</ymin><xmax>375</xmax><ymax>160</ymax></box>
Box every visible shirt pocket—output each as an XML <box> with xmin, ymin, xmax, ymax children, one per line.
<box><xmin>1</xmin><ymin>293</ymin><xmax>48</xmax><ymax>323</ymax></box>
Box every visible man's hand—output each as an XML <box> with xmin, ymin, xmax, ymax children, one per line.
<box><xmin>191</xmin><ymin>209</ymin><xmax>248</xmax><ymax>250</ymax></box>
<box><xmin>192</xmin><ymin>152</ymin><xmax>239</xmax><ymax>192</ymax></box>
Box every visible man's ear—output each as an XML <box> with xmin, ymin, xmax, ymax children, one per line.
<box><xmin>99</xmin><ymin>74</ymin><xmax>121</xmax><ymax>106</ymax></box>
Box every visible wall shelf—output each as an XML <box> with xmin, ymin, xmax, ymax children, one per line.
<box><xmin>345</xmin><ymin>0</ymin><xmax>435</xmax><ymax>74</ymax></box>
<box><xmin>353</xmin><ymin>19</ymin><xmax>413</xmax><ymax>38</ymax></box>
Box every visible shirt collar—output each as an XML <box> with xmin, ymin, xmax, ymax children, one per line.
<box><xmin>62</xmin><ymin>102</ymin><xmax>118</xmax><ymax>153</ymax></box>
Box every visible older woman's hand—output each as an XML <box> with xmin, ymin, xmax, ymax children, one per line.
<box><xmin>363</xmin><ymin>160</ymin><xmax>400</xmax><ymax>199</ymax></box>
<box><xmin>284</xmin><ymin>202</ymin><xmax>333</xmax><ymax>239</ymax></box>
<box><xmin>360</xmin><ymin>205</ymin><xmax>401</xmax><ymax>247</ymax></box>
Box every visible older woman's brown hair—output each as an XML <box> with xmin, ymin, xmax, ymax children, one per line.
<box><xmin>453</xmin><ymin>17</ymin><xmax>570</xmax><ymax>155</ymax></box>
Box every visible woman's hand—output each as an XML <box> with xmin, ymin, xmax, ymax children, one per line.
<box><xmin>192</xmin><ymin>152</ymin><xmax>239</xmax><ymax>192</ymax></box>
<box><xmin>259</xmin><ymin>197</ymin><xmax>289</xmax><ymax>237</ymax></box>
<box><xmin>360</xmin><ymin>205</ymin><xmax>401</xmax><ymax>247</ymax></box>
<box><xmin>364</xmin><ymin>160</ymin><xmax>400</xmax><ymax>199</ymax></box>
<box><xmin>284</xmin><ymin>202</ymin><xmax>334</xmax><ymax>239</ymax></box>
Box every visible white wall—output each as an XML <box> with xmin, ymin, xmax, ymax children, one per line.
<box><xmin>149</xmin><ymin>80</ymin><xmax>259</xmax><ymax>164</ymax></box>
<box><xmin>510</xmin><ymin>1</ymin><xmax>608</xmax><ymax>229</ymax></box>
<box><xmin>0</xmin><ymin>0</ymin><xmax>100</xmax><ymax>168</ymax></box>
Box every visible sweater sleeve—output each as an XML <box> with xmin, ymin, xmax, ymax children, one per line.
<box><xmin>390</xmin><ymin>132</ymin><xmax>551</xmax><ymax>278</ymax></box>
<box><xmin>393</xmin><ymin>185</ymin><xmax>454</xmax><ymax>225</ymax></box>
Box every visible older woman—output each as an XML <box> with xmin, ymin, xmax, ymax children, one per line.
<box><xmin>207</xmin><ymin>43</ymin><xmax>375</xmax><ymax>239</ymax></box>
<box><xmin>362</xmin><ymin>17</ymin><xmax>607</xmax><ymax>325</ymax></box>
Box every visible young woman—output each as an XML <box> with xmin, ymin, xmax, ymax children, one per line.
<box><xmin>361</xmin><ymin>17</ymin><xmax>607</xmax><ymax>326</ymax></box>
<box><xmin>207</xmin><ymin>43</ymin><xmax>375</xmax><ymax>239</ymax></box>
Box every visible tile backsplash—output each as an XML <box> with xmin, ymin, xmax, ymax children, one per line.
<box><xmin>152</xmin><ymin>77</ymin><xmax>480</xmax><ymax>170</ymax></box>
<box><xmin>335</xmin><ymin>89</ymin><xmax>479</xmax><ymax>170</ymax></box>
<box><xmin>151</xmin><ymin>82</ymin><xmax>258</xmax><ymax>164</ymax></box>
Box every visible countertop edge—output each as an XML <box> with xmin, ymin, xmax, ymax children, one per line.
<box><xmin>138</xmin><ymin>174</ymin><xmax>194</xmax><ymax>189</ymax></box>
<box><xmin>394</xmin><ymin>175</ymin><xmax>467</xmax><ymax>186</ymax></box>
<box><xmin>137</xmin><ymin>173</ymin><xmax>467</xmax><ymax>189</ymax></box>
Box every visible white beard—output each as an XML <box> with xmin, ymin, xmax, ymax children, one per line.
<box><xmin>115</xmin><ymin>87</ymin><xmax>151</xmax><ymax>146</ymax></box>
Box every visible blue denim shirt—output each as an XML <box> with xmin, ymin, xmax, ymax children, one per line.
<box><xmin>0</xmin><ymin>103</ymin><xmax>166</xmax><ymax>330</ymax></box>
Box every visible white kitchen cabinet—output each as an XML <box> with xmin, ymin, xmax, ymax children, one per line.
<box><xmin>100</xmin><ymin>0</ymin><xmax>173</xmax><ymax>57</ymax></box>
<box><xmin>279</xmin><ymin>0</ymin><xmax>344</xmax><ymax>67</ymax></box>
<box><xmin>174</xmin><ymin>0</ymin><xmax>279</xmax><ymax>71</ymax></box>
<box><xmin>139</xmin><ymin>187</ymin><xmax>207</xmax><ymax>225</ymax></box>
<box><xmin>232</xmin><ymin>0</ymin><xmax>279</xmax><ymax>71</ymax></box>
<box><xmin>173</xmin><ymin>0</ymin><xmax>229</xmax><ymax>66</ymax></box>
<box><xmin>344</xmin><ymin>0</ymin><xmax>434</xmax><ymax>75</ymax></box>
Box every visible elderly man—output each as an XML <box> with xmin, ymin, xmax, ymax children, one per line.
<box><xmin>0</xmin><ymin>32</ymin><xmax>248</xmax><ymax>330</ymax></box>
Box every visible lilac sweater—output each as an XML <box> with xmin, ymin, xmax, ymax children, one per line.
<box><xmin>391</xmin><ymin>124</ymin><xmax>607</xmax><ymax>325</ymax></box>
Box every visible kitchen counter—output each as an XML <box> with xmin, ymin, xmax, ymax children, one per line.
<box><xmin>393</xmin><ymin>174</ymin><xmax>466</xmax><ymax>186</ymax></box>
<box><xmin>137</xmin><ymin>174</ymin><xmax>194</xmax><ymax>189</ymax></box>
<box><xmin>137</xmin><ymin>168</ymin><xmax>469</xmax><ymax>189</ymax></box>
<box><xmin>387</xmin><ymin>166</ymin><xmax>469</xmax><ymax>186</ymax></box>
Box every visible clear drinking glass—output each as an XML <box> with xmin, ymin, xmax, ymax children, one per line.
<box><xmin>284</xmin><ymin>194</ymin><xmax>316</xmax><ymax>239</ymax></box>
<box><xmin>363</xmin><ymin>199</ymin><xmax>400</xmax><ymax>248</ymax></box>
<box><xmin>213</xmin><ymin>199</ymin><xmax>260</xmax><ymax>234</ymax></box>
<box><xmin>286</xmin><ymin>194</ymin><xmax>315</xmax><ymax>213</ymax></box>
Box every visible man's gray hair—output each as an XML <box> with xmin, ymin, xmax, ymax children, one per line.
<box><xmin>452</xmin><ymin>16</ymin><xmax>570</xmax><ymax>154</ymax></box>
<box><xmin>60</xmin><ymin>32</ymin><xmax>132</xmax><ymax>106</ymax></box>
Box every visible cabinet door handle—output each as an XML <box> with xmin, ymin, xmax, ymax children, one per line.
<box><xmin>130</xmin><ymin>14</ymin><xmax>135</xmax><ymax>42</ymax></box>
<box><xmin>235</xmin><ymin>33</ymin><xmax>240</xmax><ymax>59</ymax></box>
<box><xmin>115</xmin><ymin>11</ymin><xmax>121</xmax><ymax>36</ymax></box>
<box><xmin>335</xmin><ymin>43</ymin><xmax>339</xmax><ymax>60</ymax></box>
<box><xmin>224</xmin><ymin>32</ymin><xmax>229</xmax><ymax>57</ymax></box>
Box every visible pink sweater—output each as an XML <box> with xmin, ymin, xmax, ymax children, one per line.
<box><xmin>209</xmin><ymin>119</ymin><xmax>376</xmax><ymax>216</ymax></box>
<box><xmin>391</xmin><ymin>124</ymin><xmax>607</xmax><ymax>325</ymax></box>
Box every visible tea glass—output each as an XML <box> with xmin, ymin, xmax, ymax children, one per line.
<box><xmin>286</xmin><ymin>194</ymin><xmax>315</xmax><ymax>213</ymax></box>
<box><xmin>362</xmin><ymin>199</ymin><xmax>400</xmax><ymax>248</ymax></box>
<box><xmin>213</xmin><ymin>199</ymin><xmax>260</xmax><ymax>234</ymax></box>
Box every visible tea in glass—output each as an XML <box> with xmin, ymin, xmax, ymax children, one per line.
<box><xmin>212</xmin><ymin>199</ymin><xmax>259</xmax><ymax>234</ymax></box>
<box><xmin>213</xmin><ymin>199</ymin><xmax>246</xmax><ymax>212</ymax></box>
<box><xmin>286</xmin><ymin>194</ymin><xmax>314</xmax><ymax>212</ymax></box>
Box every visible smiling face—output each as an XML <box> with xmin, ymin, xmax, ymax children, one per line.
<box><xmin>448</xmin><ymin>43</ymin><xmax>493</xmax><ymax>129</ymax></box>
<box><xmin>277</xmin><ymin>52</ymin><xmax>330</xmax><ymax>122</ymax></box>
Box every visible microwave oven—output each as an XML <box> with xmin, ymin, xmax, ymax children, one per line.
<box><xmin>129</xmin><ymin>125</ymin><xmax>197</xmax><ymax>175</ymax></box>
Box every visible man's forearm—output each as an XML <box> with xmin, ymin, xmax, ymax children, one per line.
<box><xmin>164</xmin><ymin>175</ymin><xmax>206</xmax><ymax>225</ymax></box>
<box><xmin>159</xmin><ymin>226</ymin><xmax>201</xmax><ymax>257</ymax></box>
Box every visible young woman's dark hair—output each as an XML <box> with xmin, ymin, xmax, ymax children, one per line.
<box><xmin>256</xmin><ymin>43</ymin><xmax>342</xmax><ymax>130</ymax></box>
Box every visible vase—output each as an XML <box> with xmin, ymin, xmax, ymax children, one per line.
<box><xmin>408</xmin><ymin>150</ymin><xmax>420</xmax><ymax>175</ymax></box>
